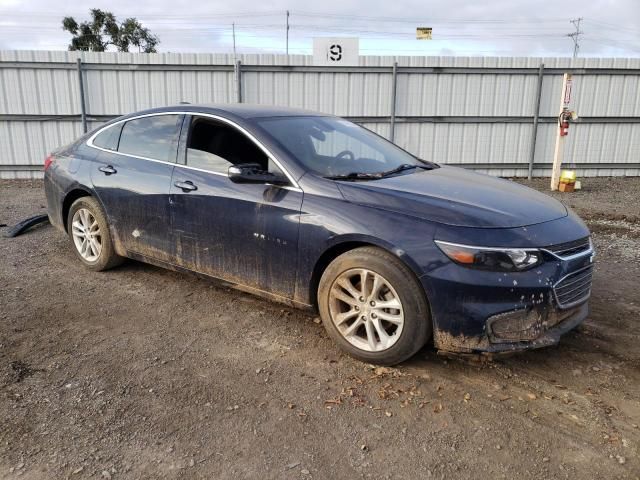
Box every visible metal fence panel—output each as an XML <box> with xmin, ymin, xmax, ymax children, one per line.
<box><xmin>242</xmin><ymin>71</ymin><xmax>392</xmax><ymax>116</ymax></box>
<box><xmin>0</xmin><ymin>120</ymin><xmax>83</xmax><ymax>175</ymax></box>
<box><xmin>395</xmin><ymin>73</ymin><xmax>539</xmax><ymax>117</ymax></box>
<box><xmin>394</xmin><ymin>122</ymin><xmax>533</xmax><ymax>166</ymax></box>
<box><xmin>0</xmin><ymin>65</ymin><xmax>79</xmax><ymax>115</ymax></box>
<box><xmin>82</xmin><ymin>69</ymin><xmax>236</xmax><ymax>115</ymax></box>
<box><xmin>1</xmin><ymin>50</ymin><xmax>640</xmax><ymax>179</ymax></box>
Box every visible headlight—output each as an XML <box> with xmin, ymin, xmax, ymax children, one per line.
<box><xmin>435</xmin><ymin>240</ymin><xmax>542</xmax><ymax>272</ymax></box>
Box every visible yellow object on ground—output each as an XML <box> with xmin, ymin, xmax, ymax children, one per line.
<box><xmin>560</xmin><ymin>170</ymin><xmax>576</xmax><ymax>184</ymax></box>
<box><xmin>558</xmin><ymin>182</ymin><xmax>575</xmax><ymax>193</ymax></box>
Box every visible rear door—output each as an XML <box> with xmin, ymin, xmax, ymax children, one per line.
<box><xmin>168</xmin><ymin>114</ymin><xmax>303</xmax><ymax>299</ymax></box>
<box><xmin>90</xmin><ymin>113</ymin><xmax>183</xmax><ymax>261</ymax></box>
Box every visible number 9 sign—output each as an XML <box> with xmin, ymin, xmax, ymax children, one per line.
<box><xmin>313</xmin><ymin>38</ymin><xmax>359</xmax><ymax>66</ymax></box>
<box><xmin>328</xmin><ymin>44</ymin><xmax>343</xmax><ymax>62</ymax></box>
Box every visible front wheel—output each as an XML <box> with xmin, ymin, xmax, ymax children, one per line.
<box><xmin>67</xmin><ymin>196</ymin><xmax>123</xmax><ymax>271</ymax></box>
<box><xmin>318</xmin><ymin>247</ymin><xmax>431</xmax><ymax>365</ymax></box>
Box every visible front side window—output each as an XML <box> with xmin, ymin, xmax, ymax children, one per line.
<box><xmin>186</xmin><ymin>117</ymin><xmax>281</xmax><ymax>175</ymax></box>
<box><xmin>256</xmin><ymin>116</ymin><xmax>428</xmax><ymax>178</ymax></box>
<box><xmin>92</xmin><ymin>123</ymin><xmax>123</xmax><ymax>151</ymax></box>
<box><xmin>118</xmin><ymin>114</ymin><xmax>182</xmax><ymax>162</ymax></box>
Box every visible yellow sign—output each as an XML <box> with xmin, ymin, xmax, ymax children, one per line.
<box><xmin>416</xmin><ymin>27</ymin><xmax>433</xmax><ymax>40</ymax></box>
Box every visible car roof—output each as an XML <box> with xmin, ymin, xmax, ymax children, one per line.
<box><xmin>130</xmin><ymin>103</ymin><xmax>329</xmax><ymax>120</ymax></box>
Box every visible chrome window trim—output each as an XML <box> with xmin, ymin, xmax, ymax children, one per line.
<box><xmin>172</xmin><ymin>162</ymin><xmax>302</xmax><ymax>193</ymax></box>
<box><xmin>85</xmin><ymin>110</ymin><xmax>301</xmax><ymax>191</ymax></box>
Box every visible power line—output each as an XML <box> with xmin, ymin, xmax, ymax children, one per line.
<box><xmin>3</xmin><ymin>10</ymin><xmax>640</xmax><ymax>57</ymax></box>
<box><xmin>0</xmin><ymin>8</ymin><xmax>636</xmax><ymax>34</ymax></box>
<box><xmin>584</xmin><ymin>37</ymin><xmax>640</xmax><ymax>52</ymax></box>
<box><xmin>0</xmin><ymin>10</ymin><xmax>285</xmax><ymax>19</ymax></box>
<box><xmin>291</xmin><ymin>11</ymin><xmax>568</xmax><ymax>25</ymax></box>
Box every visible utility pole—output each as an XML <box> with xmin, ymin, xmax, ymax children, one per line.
<box><xmin>286</xmin><ymin>10</ymin><xmax>290</xmax><ymax>56</ymax></box>
<box><xmin>232</xmin><ymin>22</ymin><xmax>237</xmax><ymax>61</ymax></box>
<box><xmin>567</xmin><ymin>17</ymin><xmax>583</xmax><ymax>58</ymax></box>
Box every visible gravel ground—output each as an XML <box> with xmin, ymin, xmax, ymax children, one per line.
<box><xmin>1</xmin><ymin>177</ymin><xmax>639</xmax><ymax>480</ymax></box>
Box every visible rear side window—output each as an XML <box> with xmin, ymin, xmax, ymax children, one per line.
<box><xmin>92</xmin><ymin>123</ymin><xmax>123</xmax><ymax>151</ymax></box>
<box><xmin>118</xmin><ymin>115</ymin><xmax>182</xmax><ymax>162</ymax></box>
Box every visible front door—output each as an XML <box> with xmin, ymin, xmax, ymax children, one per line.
<box><xmin>90</xmin><ymin>113</ymin><xmax>183</xmax><ymax>261</ymax></box>
<box><xmin>168</xmin><ymin>115</ymin><xmax>303</xmax><ymax>299</ymax></box>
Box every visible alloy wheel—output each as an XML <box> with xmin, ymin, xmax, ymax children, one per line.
<box><xmin>71</xmin><ymin>208</ymin><xmax>102</xmax><ymax>262</ymax></box>
<box><xmin>328</xmin><ymin>268</ymin><xmax>405</xmax><ymax>352</ymax></box>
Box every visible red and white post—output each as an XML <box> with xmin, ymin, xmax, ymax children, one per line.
<box><xmin>550</xmin><ymin>73</ymin><xmax>573</xmax><ymax>190</ymax></box>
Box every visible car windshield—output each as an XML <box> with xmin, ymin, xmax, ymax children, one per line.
<box><xmin>256</xmin><ymin>116</ymin><xmax>435</xmax><ymax>179</ymax></box>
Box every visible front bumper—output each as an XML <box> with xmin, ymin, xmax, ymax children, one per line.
<box><xmin>432</xmin><ymin>301</ymin><xmax>589</xmax><ymax>354</ymax></box>
<box><xmin>420</xmin><ymin>247</ymin><xmax>593</xmax><ymax>355</ymax></box>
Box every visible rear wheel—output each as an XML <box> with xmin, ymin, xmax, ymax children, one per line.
<box><xmin>318</xmin><ymin>247</ymin><xmax>431</xmax><ymax>365</ymax></box>
<box><xmin>67</xmin><ymin>196</ymin><xmax>123</xmax><ymax>271</ymax></box>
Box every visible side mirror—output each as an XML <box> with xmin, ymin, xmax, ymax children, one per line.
<box><xmin>228</xmin><ymin>163</ymin><xmax>289</xmax><ymax>186</ymax></box>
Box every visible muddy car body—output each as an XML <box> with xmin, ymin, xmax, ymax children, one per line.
<box><xmin>44</xmin><ymin>104</ymin><xmax>594</xmax><ymax>364</ymax></box>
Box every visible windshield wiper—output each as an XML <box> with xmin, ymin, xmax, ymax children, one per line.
<box><xmin>324</xmin><ymin>172</ymin><xmax>383</xmax><ymax>181</ymax></box>
<box><xmin>326</xmin><ymin>163</ymin><xmax>436</xmax><ymax>181</ymax></box>
<box><xmin>378</xmin><ymin>163</ymin><xmax>420</xmax><ymax>178</ymax></box>
<box><xmin>379</xmin><ymin>162</ymin><xmax>439</xmax><ymax>177</ymax></box>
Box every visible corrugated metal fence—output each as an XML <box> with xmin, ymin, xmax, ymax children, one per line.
<box><xmin>1</xmin><ymin>50</ymin><xmax>640</xmax><ymax>179</ymax></box>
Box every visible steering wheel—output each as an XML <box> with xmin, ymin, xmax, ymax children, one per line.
<box><xmin>327</xmin><ymin>149</ymin><xmax>356</xmax><ymax>175</ymax></box>
<box><xmin>336</xmin><ymin>150</ymin><xmax>355</xmax><ymax>161</ymax></box>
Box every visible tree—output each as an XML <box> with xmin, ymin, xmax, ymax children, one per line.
<box><xmin>62</xmin><ymin>9</ymin><xmax>159</xmax><ymax>53</ymax></box>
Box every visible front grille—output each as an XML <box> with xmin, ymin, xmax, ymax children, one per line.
<box><xmin>553</xmin><ymin>265</ymin><xmax>593</xmax><ymax>309</ymax></box>
<box><xmin>545</xmin><ymin>237</ymin><xmax>591</xmax><ymax>258</ymax></box>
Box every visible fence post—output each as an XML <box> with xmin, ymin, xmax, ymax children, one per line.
<box><xmin>389</xmin><ymin>61</ymin><xmax>398</xmax><ymax>142</ymax></box>
<box><xmin>76</xmin><ymin>58</ymin><xmax>88</xmax><ymax>133</ymax></box>
<box><xmin>527</xmin><ymin>63</ymin><xmax>544</xmax><ymax>180</ymax></box>
<box><xmin>235</xmin><ymin>60</ymin><xmax>243</xmax><ymax>103</ymax></box>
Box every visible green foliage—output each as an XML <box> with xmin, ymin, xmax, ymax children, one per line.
<box><xmin>61</xmin><ymin>9</ymin><xmax>159</xmax><ymax>53</ymax></box>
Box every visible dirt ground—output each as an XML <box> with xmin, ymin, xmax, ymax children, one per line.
<box><xmin>1</xmin><ymin>177</ymin><xmax>639</xmax><ymax>480</ymax></box>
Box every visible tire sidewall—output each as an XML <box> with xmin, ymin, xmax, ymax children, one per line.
<box><xmin>66</xmin><ymin>197</ymin><xmax>115</xmax><ymax>271</ymax></box>
<box><xmin>318</xmin><ymin>247</ymin><xmax>431</xmax><ymax>365</ymax></box>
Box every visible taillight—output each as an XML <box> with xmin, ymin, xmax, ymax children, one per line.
<box><xmin>44</xmin><ymin>154</ymin><xmax>54</xmax><ymax>171</ymax></box>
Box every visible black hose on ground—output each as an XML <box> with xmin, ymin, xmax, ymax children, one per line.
<box><xmin>2</xmin><ymin>214</ymin><xmax>50</xmax><ymax>238</ymax></box>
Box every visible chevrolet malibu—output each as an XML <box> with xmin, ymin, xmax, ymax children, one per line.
<box><xmin>44</xmin><ymin>105</ymin><xmax>594</xmax><ymax>365</ymax></box>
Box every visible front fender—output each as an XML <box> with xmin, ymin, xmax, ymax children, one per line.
<box><xmin>294</xmin><ymin>192</ymin><xmax>439</xmax><ymax>306</ymax></box>
<box><xmin>322</xmin><ymin>233</ymin><xmax>426</xmax><ymax>281</ymax></box>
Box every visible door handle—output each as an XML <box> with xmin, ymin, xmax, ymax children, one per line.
<box><xmin>174</xmin><ymin>180</ymin><xmax>197</xmax><ymax>192</ymax></box>
<box><xmin>98</xmin><ymin>165</ymin><xmax>117</xmax><ymax>175</ymax></box>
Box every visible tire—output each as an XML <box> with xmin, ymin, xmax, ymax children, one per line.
<box><xmin>318</xmin><ymin>246</ymin><xmax>431</xmax><ymax>365</ymax></box>
<box><xmin>66</xmin><ymin>196</ymin><xmax>124</xmax><ymax>271</ymax></box>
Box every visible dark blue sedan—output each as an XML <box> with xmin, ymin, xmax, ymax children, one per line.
<box><xmin>44</xmin><ymin>104</ymin><xmax>594</xmax><ymax>365</ymax></box>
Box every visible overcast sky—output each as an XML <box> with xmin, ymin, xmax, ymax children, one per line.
<box><xmin>1</xmin><ymin>0</ymin><xmax>639</xmax><ymax>57</ymax></box>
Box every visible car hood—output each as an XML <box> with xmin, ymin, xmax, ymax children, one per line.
<box><xmin>336</xmin><ymin>165</ymin><xmax>568</xmax><ymax>228</ymax></box>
